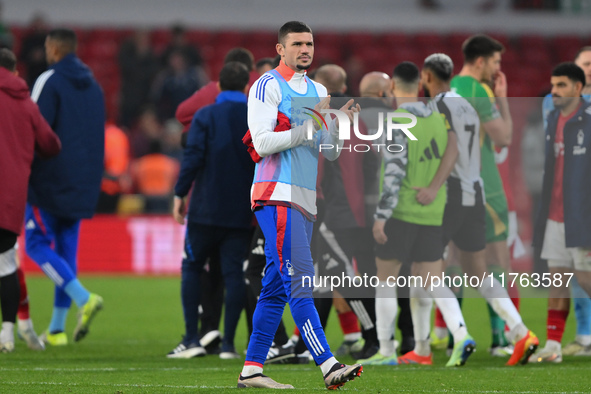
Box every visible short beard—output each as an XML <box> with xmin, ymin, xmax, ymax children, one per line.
<box><xmin>296</xmin><ymin>64</ymin><xmax>311</xmax><ymax>71</ymax></box>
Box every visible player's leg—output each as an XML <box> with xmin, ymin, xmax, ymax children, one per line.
<box><xmin>13</xmin><ymin>249</ymin><xmax>44</xmax><ymax>350</ymax></box>
<box><xmin>199</xmin><ymin>251</ymin><xmax>223</xmax><ymax>352</ymax></box>
<box><xmin>484</xmin><ymin>199</ymin><xmax>512</xmax><ymax>350</ymax></box>
<box><xmin>169</xmin><ymin>223</ymin><xmax>217</xmax><ymax>359</ymax></box>
<box><xmin>24</xmin><ymin>206</ymin><xmax>77</xmax><ymax>344</ymax></box>
<box><xmin>169</xmin><ymin>229</ymin><xmax>206</xmax><ymax>358</ymax></box>
<box><xmin>0</xmin><ymin>245</ymin><xmax>20</xmax><ymax>353</ymax></box>
<box><xmin>332</xmin><ymin>227</ymin><xmax>379</xmax><ymax>359</ymax></box>
<box><xmin>218</xmin><ymin>227</ymin><xmax>250</xmax><ymax>358</ymax></box>
<box><xmin>563</xmin><ymin>276</ymin><xmax>591</xmax><ymax>355</ymax></box>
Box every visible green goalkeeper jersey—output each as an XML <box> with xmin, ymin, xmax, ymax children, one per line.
<box><xmin>376</xmin><ymin>102</ymin><xmax>448</xmax><ymax>226</ymax></box>
<box><xmin>450</xmin><ymin>75</ymin><xmax>505</xmax><ymax>201</ymax></box>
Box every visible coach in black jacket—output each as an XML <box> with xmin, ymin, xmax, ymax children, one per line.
<box><xmin>171</xmin><ymin>62</ymin><xmax>254</xmax><ymax>359</ymax></box>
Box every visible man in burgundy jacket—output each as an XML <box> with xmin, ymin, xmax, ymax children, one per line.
<box><xmin>0</xmin><ymin>48</ymin><xmax>60</xmax><ymax>352</ymax></box>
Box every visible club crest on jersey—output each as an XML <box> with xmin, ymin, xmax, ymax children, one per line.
<box><xmin>285</xmin><ymin>260</ymin><xmax>294</xmax><ymax>276</ymax></box>
<box><xmin>574</xmin><ymin>129</ymin><xmax>586</xmax><ymax>155</ymax></box>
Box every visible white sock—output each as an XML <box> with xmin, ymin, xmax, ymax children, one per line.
<box><xmin>320</xmin><ymin>356</ymin><xmax>339</xmax><ymax>375</ymax></box>
<box><xmin>546</xmin><ymin>339</ymin><xmax>561</xmax><ymax>352</ymax></box>
<box><xmin>0</xmin><ymin>322</ymin><xmax>15</xmax><ymax>344</ymax></box>
<box><xmin>241</xmin><ymin>364</ymin><xmax>263</xmax><ymax>377</ymax></box>
<box><xmin>375</xmin><ymin>282</ymin><xmax>398</xmax><ymax>357</ymax></box>
<box><xmin>479</xmin><ymin>278</ymin><xmax>523</xmax><ymax>330</ymax></box>
<box><xmin>507</xmin><ymin>322</ymin><xmax>529</xmax><ymax>343</ymax></box>
<box><xmin>435</xmin><ymin>327</ymin><xmax>448</xmax><ymax>340</ymax></box>
<box><xmin>410</xmin><ymin>286</ymin><xmax>433</xmax><ymax>356</ymax></box>
<box><xmin>17</xmin><ymin>318</ymin><xmax>34</xmax><ymax>331</ymax></box>
<box><xmin>430</xmin><ymin>285</ymin><xmax>468</xmax><ymax>344</ymax></box>
<box><xmin>344</xmin><ymin>332</ymin><xmax>361</xmax><ymax>342</ymax></box>
<box><xmin>576</xmin><ymin>334</ymin><xmax>591</xmax><ymax>346</ymax></box>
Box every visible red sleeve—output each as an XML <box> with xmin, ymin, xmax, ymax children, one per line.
<box><xmin>30</xmin><ymin>99</ymin><xmax>61</xmax><ymax>158</ymax></box>
<box><xmin>175</xmin><ymin>82</ymin><xmax>219</xmax><ymax>132</ymax></box>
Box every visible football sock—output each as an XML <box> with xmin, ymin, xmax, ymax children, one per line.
<box><xmin>0</xmin><ymin>272</ymin><xmax>19</xmax><ymax>323</ymax></box>
<box><xmin>241</xmin><ymin>362</ymin><xmax>263</xmax><ymax>377</ymax></box>
<box><xmin>64</xmin><ymin>279</ymin><xmax>90</xmax><ymax>308</ymax></box>
<box><xmin>479</xmin><ymin>277</ymin><xmax>522</xmax><ymax>331</ymax></box>
<box><xmin>338</xmin><ymin>310</ymin><xmax>356</xmax><ymax>336</ymax></box>
<box><xmin>571</xmin><ymin>276</ymin><xmax>591</xmax><ymax>338</ymax></box>
<box><xmin>410</xmin><ymin>286</ymin><xmax>433</xmax><ymax>356</ymax></box>
<box><xmin>16</xmin><ymin>267</ymin><xmax>30</xmax><ymax>320</ymax></box>
<box><xmin>430</xmin><ymin>284</ymin><xmax>468</xmax><ymax>344</ymax></box>
<box><xmin>320</xmin><ymin>357</ymin><xmax>339</xmax><ymax>375</ymax></box>
<box><xmin>547</xmin><ymin>309</ymin><xmax>569</xmax><ymax>343</ymax></box>
<box><xmin>49</xmin><ymin>307</ymin><xmax>69</xmax><ymax>333</ymax></box>
<box><xmin>376</xmin><ymin>282</ymin><xmax>397</xmax><ymax>357</ymax></box>
<box><xmin>487</xmin><ymin>266</ymin><xmax>508</xmax><ymax>347</ymax></box>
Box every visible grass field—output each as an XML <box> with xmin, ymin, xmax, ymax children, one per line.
<box><xmin>1</xmin><ymin>275</ymin><xmax>590</xmax><ymax>393</ymax></box>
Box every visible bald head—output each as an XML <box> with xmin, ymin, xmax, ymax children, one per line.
<box><xmin>359</xmin><ymin>72</ymin><xmax>392</xmax><ymax>97</ymax></box>
<box><xmin>314</xmin><ymin>64</ymin><xmax>347</xmax><ymax>94</ymax></box>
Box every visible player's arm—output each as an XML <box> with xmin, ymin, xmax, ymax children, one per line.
<box><xmin>248</xmin><ymin>78</ymin><xmax>307</xmax><ymax>157</ymax></box>
<box><xmin>30</xmin><ymin>99</ymin><xmax>61</xmax><ymax>158</ymax></box>
<box><xmin>483</xmin><ymin>71</ymin><xmax>512</xmax><ymax>147</ymax></box>
<box><xmin>31</xmin><ymin>72</ymin><xmax>58</xmax><ymax>128</ymax></box>
<box><xmin>173</xmin><ymin>110</ymin><xmax>208</xmax><ymax>224</ymax></box>
<box><xmin>414</xmin><ymin>103</ymin><xmax>458</xmax><ymax>205</ymax></box>
<box><xmin>373</xmin><ymin>129</ymin><xmax>408</xmax><ymax>244</ymax></box>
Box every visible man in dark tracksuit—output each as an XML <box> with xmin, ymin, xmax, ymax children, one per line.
<box><xmin>25</xmin><ymin>29</ymin><xmax>105</xmax><ymax>346</ymax></box>
<box><xmin>170</xmin><ymin>62</ymin><xmax>254</xmax><ymax>359</ymax></box>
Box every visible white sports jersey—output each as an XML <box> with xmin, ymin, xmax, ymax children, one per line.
<box><xmin>431</xmin><ymin>91</ymin><xmax>482</xmax><ymax>206</ymax></box>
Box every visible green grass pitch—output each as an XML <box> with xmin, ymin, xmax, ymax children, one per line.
<box><xmin>1</xmin><ymin>276</ymin><xmax>590</xmax><ymax>393</ymax></box>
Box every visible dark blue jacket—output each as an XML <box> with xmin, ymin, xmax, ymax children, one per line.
<box><xmin>533</xmin><ymin>101</ymin><xmax>591</xmax><ymax>248</ymax></box>
<box><xmin>175</xmin><ymin>91</ymin><xmax>254</xmax><ymax>229</ymax></box>
<box><xmin>28</xmin><ymin>54</ymin><xmax>105</xmax><ymax>219</ymax></box>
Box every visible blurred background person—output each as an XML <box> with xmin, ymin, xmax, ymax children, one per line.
<box><xmin>18</xmin><ymin>13</ymin><xmax>49</xmax><ymax>87</ymax></box>
<box><xmin>118</xmin><ymin>29</ymin><xmax>159</xmax><ymax>129</ymax></box>
<box><xmin>0</xmin><ymin>48</ymin><xmax>60</xmax><ymax>352</ymax></box>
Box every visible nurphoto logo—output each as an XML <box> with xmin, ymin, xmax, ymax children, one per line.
<box><xmin>303</xmin><ymin>107</ymin><xmax>419</xmax><ymax>153</ymax></box>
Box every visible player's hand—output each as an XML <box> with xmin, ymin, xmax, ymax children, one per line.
<box><xmin>412</xmin><ymin>186</ymin><xmax>438</xmax><ymax>205</ymax></box>
<box><xmin>494</xmin><ymin>70</ymin><xmax>508</xmax><ymax>98</ymax></box>
<box><xmin>172</xmin><ymin>196</ymin><xmax>187</xmax><ymax>225</ymax></box>
<box><xmin>373</xmin><ymin>219</ymin><xmax>388</xmax><ymax>245</ymax></box>
<box><xmin>339</xmin><ymin>99</ymin><xmax>361</xmax><ymax>123</ymax></box>
<box><xmin>313</xmin><ymin>96</ymin><xmax>331</xmax><ymax>130</ymax></box>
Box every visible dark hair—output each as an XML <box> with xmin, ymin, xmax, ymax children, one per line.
<box><xmin>423</xmin><ymin>53</ymin><xmax>454</xmax><ymax>82</ymax></box>
<box><xmin>462</xmin><ymin>34</ymin><xmax>504</xmax><ymax>64</ymax></box>
<box><xmin>575</xmin><ymin>46</ymin><xmax>591</xmax><ymax>62</ymax></box>
<box><xmin>552</xmin><ymin>62</ymin><xmax>586</xmax><ymax>87</ymax></box>
<box><xmin>272</xmin><ymin>54</ymin><xmax>281</xmax><ymax>68</ymax></box>
<box><xmin>224</xmin><ymin>48</ymin><xmax>254</xmax><ymax>72</ymax></box>
<box><xmin>393</xmin><ymin>61</ymin><xmax>420</xmax><ymax>84</ymax></box>
<box><xmin>278</xmin><ymin>21</ymin><xmax>312</xmax><ymax>45</ymax></box>
<box><xmin>256</xmin><ymin>57</ymin><xmax>274</xmax><ymax>70</ymax></box>
<box><xmin>47</xmin><ymin>28</ymin><xmax>77</xmax><ymax>53</ymax></box>
<box><xmin>219</xmin><ymin>61</ymin><xmax>249</xmax><ymax>91</ymax></box>
<box><xmin>0</xmin><ymin>48</ymin><xmax>17</xmax><ymax>71</ymax></box>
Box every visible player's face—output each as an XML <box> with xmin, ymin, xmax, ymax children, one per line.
<box><xmin>481</xmin><ymin>52</ymin><xmax>501</xmax><ymax>83</ymax></box>
<box><xmin>551</xmin><ymin>76</ymin><xmax>581</xmax><ymax>108</ymax></box>
<box><xmin>420</xmin><ymin>69</ymin><xmax>432</xmax><ymax>97</ymax></box>
<box><xmin>575</xmin><ymin>50</ymin><xmax>591</xmax><ymax>86</ymax></box>
<box><xmin>45</xmin><ymin>37</ymin><xmax>58</xmax><ymax>65</ymax></box>
<box><xmin>276</xmin><ymin>32</ymin><xmax>314</xmax><ymax>72</ymax></box>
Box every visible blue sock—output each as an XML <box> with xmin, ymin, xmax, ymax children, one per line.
<box><xmin>571</xmin><ymin>277</ymin><xmax>591</xmax><ymax>336</ymax></box>
<box><xmin>64</xmin><ymin>279</ymin><xmax>90</xmax><ymax>308</ymax></box>
<box><xmin>49</xmin><ymin>307</ymin><xmax>69</xmax><ymax>333</ymax></box>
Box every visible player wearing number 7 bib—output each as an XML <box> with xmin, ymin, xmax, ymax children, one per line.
<box><xmin>423</xmin><ymin>52</ymin><xmax>538</xmax><ymax>366</ymax></box>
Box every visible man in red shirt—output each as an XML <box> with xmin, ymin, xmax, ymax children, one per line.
<box><xmin>531</xmin><ymin>62</ymin><xmax>591</xmax><ymax>363</ymax></box>
<box><xmin>175</xmin><ymin>48</ymin><xmax>256</xmax><ymax>132</ymax></box>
